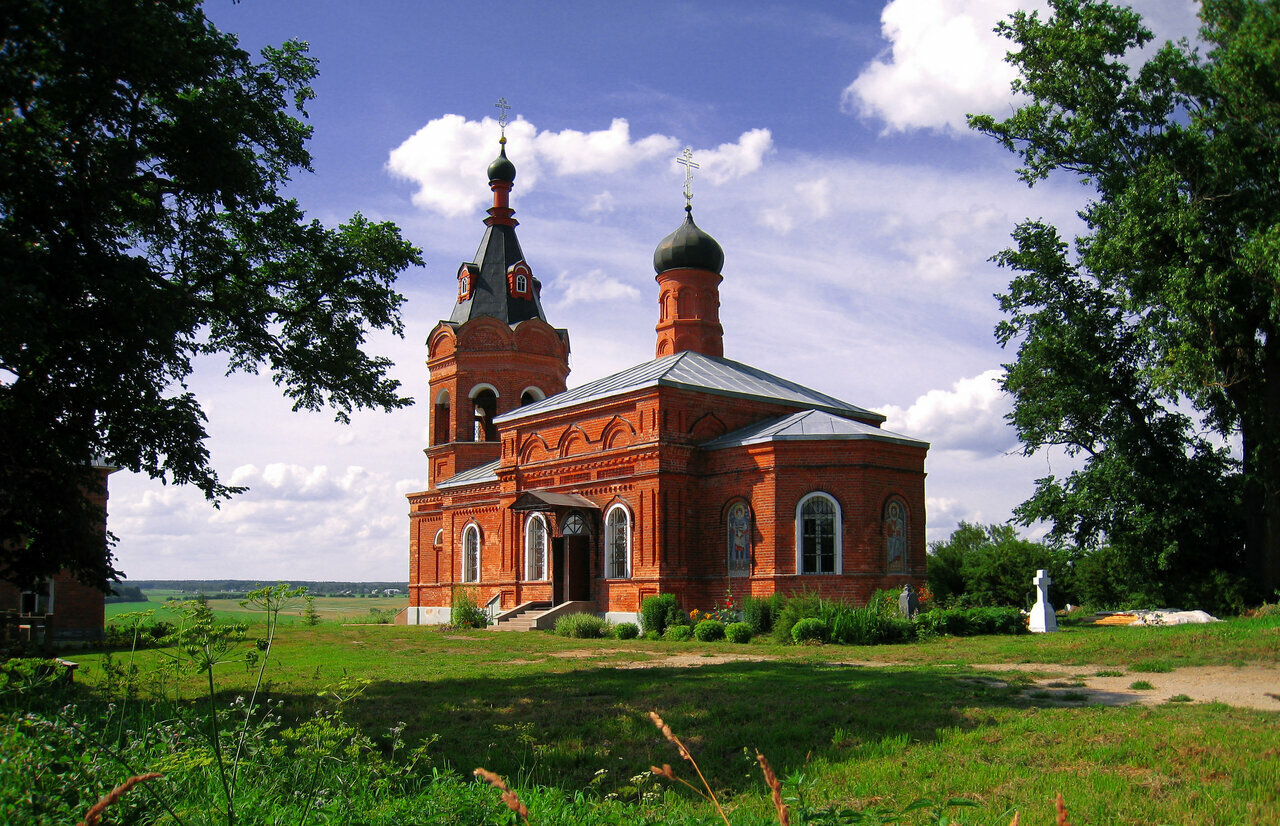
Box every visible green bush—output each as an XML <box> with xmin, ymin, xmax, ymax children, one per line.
<box><xmin>640</xmin><ymin>593</ymin><xmax>679</xmax><ymax>636</ymax></box>
<box><xmin>725</xmin><ymin>621</ymin><xmax>753</xmax><ymax>643</ymax></box>
<box><xmin>693</xmin><ymin>619</ymin><xmax>725</xmax><ymax>641</ymax></box>
<box><xmin>771</xmin><ymin>593</ymin><xmax>823</xmax><ymax>643</ymax></box>
<box><xmin>740</xmin><ymin>593</ymin><xmax>784</xmax><ymax>634</ymax></box>
<box><xmin>450</xmin><ymin>588</ymin><xmax>488</xmax><ymax>629</ymax></box>
<box><xmin>791</xmin><ymin>617</ymin><xmax>829</xmax><ymax>644</ymax></box>
<box><xmin>643</xmin><ymin>629</ymin><xmax>662</xmax><ymax>641</ymax></box>
<box><xmin>913</xmin><ymin>606</ymin><xmax>1024</xmax><ymax>637</ymax></box>
<box><xmin>555</xmin><ymin>612</ymin><xmax>609</xmax><ymax>639</ymax></box>
<box><xmin>662</xmin><ymin>625</ymin><xmax>693</xmax><ymax>642</ymax></box>
<box><xmin>613</xmin><ymin>621</ymin><xmax>640</xmax><ymax>640</ymax></box>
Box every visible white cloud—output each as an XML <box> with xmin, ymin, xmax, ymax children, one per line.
<box><xmin>881</xmin><ymin>369</ymin><xmax>1017</xmax><ymax>455</ymax></box>
<box><xmin>846</xmin><ymin>0</ymin><xmax>1037</xmax><ymax>133</ymax></box>
<box><xmin>555</xmin><ymin>269</ymin><xmax>642</xmax><ymax>306</ymax></box>
<box><xmin>689</xmin><ymin>128</ymin><xmax>774</xmax><ymax>185</ymax></box>
<box><xmin>846</xmin><ymin>0</ymin><xmax>1201</xmax><ymax>135</ymax></box>
<box><xmin>757</xmin><ymin>177</ymin><xmax>832</xmax><ymax>234</ymax></box>
<box><xmin>536</xmin><ymin>118</ymin><xmax>677</xmax><ymax>174</ymax></box>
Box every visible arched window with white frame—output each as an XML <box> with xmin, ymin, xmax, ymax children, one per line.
<box><xmin>461</xmin><ymin>524</ymin><xmax>481</xmax><ymax>582</ymax></box>
<box><xmin>604</xmin><ymin>504</ymin><xmax>631</xmax><ymax>579</ymax></box>
<box><xmin>525</xmin><ymin>514</ymin><xmax>548</xmax><ymax>581</ymax></box>
<box><xmin>796</xmin><ymin>492</ymin><xmax>841</xmax><ymax>575</ymax></box>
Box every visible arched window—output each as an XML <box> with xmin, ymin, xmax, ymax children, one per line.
<box><xmin>432</xmin><ymin>390</ymin><xmax>450</xmax><ymax>445</ymax></box>
<box><xmin>520</xmin><ymin>387</ymin><xmax>545</xmax><ymax>406</ymax></box>
<box><xmin>525</xmin><ymin>514</ymin><xmax>548</xmax><ymax>581</ymax></box>
<box><xmin>885</xmin><ymin>498</ymin><xmax>908</xmax><ymax>572</ymax></box>
<box><xmin>432</xmin><ymin>529</ymin><xmax>443</xmax><ymax>547</ymax></box>
<box><xmin>604</xmin><ymin>504</ymin><xmax>631</xmax><ymax>579</ymax></box>
<box><xmin>471</xmin><ymin>386</ymin><xmax>498</xmax><ymax>442</ymax></box>
<box><xmin>462</xmin><ymin>524</ymin><xmax>481</xmax><ymax>582</ymax></box>
<box><xmin>727</xmin><ymin>501</ymin><xmax>751</xmax><ymax>577</ymax></box>
<box><xmin>796</xmin><ymin>492</ymin><xmax>841</xmax><ymax>575</ymax></box>
<box><xmin>516</xmin><ymin>273</ymin><xmax>528</xmax><ymax>293</ymax></box>
<box><xmin>562</xmin><ymin>512</ymin><xmax>589</xmax><ymax>535</ymax></box>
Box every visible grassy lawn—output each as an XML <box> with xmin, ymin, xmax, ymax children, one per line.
<box><xmin>61</xmin><ymin>614</ymin><xmax>1280</xmax><ymax>824</ymax></box>
<box><xmin>105</xmin><ymin>590</ymin><xmax>408</xmax><ymax>625</ymax></box>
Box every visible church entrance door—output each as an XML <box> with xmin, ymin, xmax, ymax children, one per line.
<box><xmin>550</xmin><ymin>535</ymin><xmax>591</xmax><ymax>604</ymax></box>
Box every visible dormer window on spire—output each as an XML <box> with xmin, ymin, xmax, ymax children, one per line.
<box><xmin>507</xmin><ymin>262</ymin><xmax>532</xmax><ymax>299</ymax></box>
<box><xmin>458</xmin><ymin>263</ymin><xmax>476</xmax><ymax>300</ymax></box>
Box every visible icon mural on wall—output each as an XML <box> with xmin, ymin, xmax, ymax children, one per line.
<box><xmin>728</xmin><ymin>501</ymin><xmax>751</xmax><ymax>576</ymax></box>
<box><xmin>885</xmin><ymin>499</ymin><xmax>906</xmax><ymax>572</ymax></box>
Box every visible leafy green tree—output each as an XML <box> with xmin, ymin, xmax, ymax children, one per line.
<box><xmin>927</xmin><ymin>522</ymin><xmax>1077</xmax><ymax>608</ymax></box>
<box><xmin>970</xmin><ymin>0</ymin><xmax>1278</xmax><ymax>602</ymax></box>
<box><xmin>0</xmin><ymin>0</ymin><xmax>422</xmax><ymax>589</ymax></box>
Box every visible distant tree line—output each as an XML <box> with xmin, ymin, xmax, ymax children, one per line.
<box><xmin>104</xmin><ymin>583</ymin><xmax>147</xmax><ymax>604</ymax></box>
<box><xmin>130</xmin><ymin>580</ymin><xmax>407</xmax><ymax>596</ymax></box>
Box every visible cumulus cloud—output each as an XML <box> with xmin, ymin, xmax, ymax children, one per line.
<box><xmin>686</xmin><ymin>128</ymin><xmax>774</xmax><ymax>185</ymax></box>
<box><xmin>846</xmin><ymin>0</ymin><xmax>1201</xmax><ymax>135</ymax></box>
<box><xmin>845</xmin><ymin>0</ymin><xmax>1039</xmax><ymax>134</ymax></box>
<box><xmin>881</xmin><ymin>369</ymin><xmax>1018</xmax><ymax>454</ymax></box>
<box><xmin>555</xmin><ymin>269</ymin><xmax>642</xmax><ymax>305</ymax></box>
<box><xmin>388</xmin><ymin>115</ymin><xmax>770</xmax><ymax>217</ymax></box>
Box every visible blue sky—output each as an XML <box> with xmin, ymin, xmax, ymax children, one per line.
<box><xmin>108</xmin><ymin>0</ymin><xmax>1203</xmax><ymax>581</ymax></box>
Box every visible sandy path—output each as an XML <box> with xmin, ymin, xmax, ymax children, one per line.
<box><xmin>556</xmin><ymin>649</ymin><xmax>1280</xmax><ymax>711</ymax></box>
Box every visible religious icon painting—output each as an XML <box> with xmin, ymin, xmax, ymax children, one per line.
<box><xmin>727</xmin><ymin>501</ymin><xmax>751</xmax><ymax>576</ymax></box>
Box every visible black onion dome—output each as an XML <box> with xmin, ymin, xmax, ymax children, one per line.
<box><xmin>653</xmin><ymin>207</ymin><xmax>724</xmax><ymax>274</ymax></box>
<box><xmin>487</xmin><ymin>144</ymin><xmax>516</xmax><ymax>182</ymax></box>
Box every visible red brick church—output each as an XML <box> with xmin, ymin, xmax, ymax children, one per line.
<box><xmin>405</xmin><ymin>135</ymin><xmax>928</xmax><ymax>627</ymax></box>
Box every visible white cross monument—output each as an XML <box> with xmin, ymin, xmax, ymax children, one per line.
<box><xmin>1028</xmin><ymin>568</ymin><xmax>1058</xmax><ymax>633</ymax></box>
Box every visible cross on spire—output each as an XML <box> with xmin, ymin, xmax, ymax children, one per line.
<box><xmin>495</xmin><ymin>98</ymin><xmax>511</xmax><ymax>143</ymax></box>
<box><xmin>676</xmin><ymin>146</ymin><xmax>699</xmax><ymax>209</ymax></box>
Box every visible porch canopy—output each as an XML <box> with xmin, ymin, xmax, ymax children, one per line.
<box><xmin>509</xmin><ymin>489</ymin><xmax>599</xmax><ymax>512</ymax></box>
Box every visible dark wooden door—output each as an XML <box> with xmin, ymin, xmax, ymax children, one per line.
<box><xmin>566</xmin><ymin>535</ymin><xmax>590</xmax><ymax>602</ymax></box>
<box><xmin>551</xmin><ymin>539</ymin><xmax>566</xmax><ymax>605</ymax></box>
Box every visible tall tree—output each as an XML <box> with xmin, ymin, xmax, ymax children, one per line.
<box><xmin>970</xmin><ymin>0</ymin><xmax>1279</xmax><ymax>603</ymax></box>
<box><xmin>0</xmin><ymin>0</ymin><xmax>422</xmax><ymax>589</ymax></box>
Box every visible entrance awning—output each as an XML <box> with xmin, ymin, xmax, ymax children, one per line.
<box><xmin>509</xmin><ymin>490</ymin><xmax>600</xmax><ymax>512</ymax></box>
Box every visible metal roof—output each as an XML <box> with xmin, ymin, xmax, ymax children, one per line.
<box><xmin>495</xmin><ymin>350</ymin><xmax>886</xmax><ymax>424</ymax></box>
<box><xmin>437</xmin><ymin>458</ymin><xmax>500</xmax><ymax>489</ymax></box>
<box><xmin>700</xmin><ymin>409</ymin><xmax>928</xmax><ymax>450</ymax></box>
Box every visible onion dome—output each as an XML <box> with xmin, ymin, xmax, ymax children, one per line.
<box><xmin>653</xmin><ymin>206</ymin><xmax>724</xmax><ymax>274</ymax></box>
<box><xmin>487</xmin><ymin>142</ymin><xmax>516</xmax><ymax>183</ymax></box>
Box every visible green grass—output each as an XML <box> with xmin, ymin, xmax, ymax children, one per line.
<box><xmin>48</xmin><ymin>612</ymin><xmax>1280</xmax><ymax>824</ymax></box>
<box><xmin>1129</xmin><ymin>680</ymin><xmax>1156</xmax><ymax>691</ymax></box>
<box><xmin>105</xmin><ymin>590</ymin><xmax>408</xmax><ymax>625</ymax></box>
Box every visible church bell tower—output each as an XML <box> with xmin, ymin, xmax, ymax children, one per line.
<box><xmin>423</xmin><ymin>108</ymin><xmax>570</xmax><ymax>488</ymax></box>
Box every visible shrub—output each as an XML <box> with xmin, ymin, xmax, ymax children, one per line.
<box><xmin>450</xmin><ymin>588</ymin><xmax>488</xmax><ymax>629</ymax></box>
<box><xmin>613</xmin><ymin>621</ymin><xmax>640</xmax><ymax>640</ymax></box>
<box><xmin>912</xmin><ymin>606</ymin><xmax>1024</xmax><ymax>637</ymax></box>
<box><xmin>693</xmin><ymin>619</ymin><xmax>725</xmax><ymax>642</ymax></box>
<box><xmin>662</xmin><ymin>625</ymin><xmax>692</xmax><ymax>642</ymax></box>
<box><xmin>791</xmin><ymin>617</ymin><xmax>828</xmax><ymax>644</ymax></box>
<box><xmin>725</xmin><ymin>622</ymin><xmax>752</xmax><ymax>644</ymax></box>
<box><xmin>640</xmin><ymin>593</ymin><xmax>679</xmax><ymax>636</ymax></box>
<box><xmin>771</xmin><ymin>593</ymin><xmax>823</xmax><ymax>643</ymax></box>
<box><xmin>555</xmin><ymin>612</ymin><xmax>609</xmax><ymax>639</ymax></box>
<box><xmin>665</xmin><ymin>604</ymin><xmax>691</xmax><ymax>628</ymax></box>
<box><xmin>741</xmin><ymin>593</ymin><xmax>784</xmax><ymax>634</ymax></box>
<box><xmin>643</xmin><ymin>629</ymin><xmax>662</xmax><ymax>641</ymax></box>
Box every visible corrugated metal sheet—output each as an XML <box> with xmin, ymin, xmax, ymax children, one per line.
<box><xmin>496</xmin><ymin>351</ymin><xmax>885</xmax><ymax>424</ymax></box>
<box><xmin>700</xmin><ymin>409</ymin><xmax>929</xmax><ymax>450</ymax></box>
<box><xmin>437</xmin><ymin>459</ymin><xmax>501</xmax><ymax>489</ymax></box>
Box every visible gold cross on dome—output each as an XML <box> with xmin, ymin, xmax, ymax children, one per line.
<box><xmin>495</xmin><ymin>98</ymin><xmax>511</xmax><ymax>139</ymax></box>
<box><xmin>676</xmin><ymin>146</ymin><xmax>699</xmax><ymax>207</ymax></box>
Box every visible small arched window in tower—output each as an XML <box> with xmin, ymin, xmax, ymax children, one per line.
<box><xmin>885</xmin><ymin>498</ymin><xmax>908</xmax><ymax>573</ymax></box>
<box><xmin>727</xmin><ymin>501</ymin><xmax>751</xmax><ymax>577</ymax></box>
<box><xmin>605</xmin><ymin>504</ymin><xmax>631</xmax><ymax>579</ymax></box>
<box><xmin>432</xmin><ymin>390</ymin><xmax>450</xmax><ymax>445</ymax></box>
<box><xmin>458</xmin><ymin>264</ymin><xmax>474</xmax><ymax>300</ymax></box>
<box><xmin>525</xmin><ymin>514</ymin><xmax>548</xmax><ymax>581</ymax></box>
<box><xmin>520</xmin><ymin>387</ymin><xmax>545</xmax><ymax>407</ymax></box>
<box><xmin>516</xmin><ymin>273</ymin><xmax>528</xmax><ymax>293</ymax></box>
<box><xmin>507</xmin><ymin>263</ymin><xmax>532</xmax><ymax>298</ymax></box>
<box><xmin>472</xmin><ymin>388</ymin><xmax>498</xmax><ymax>442</ymax></box>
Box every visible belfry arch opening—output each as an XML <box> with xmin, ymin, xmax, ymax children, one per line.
<box><xmin>471</xmin><ymin>386</ymin><xmax>498</xmax><ymax>442</ymax></box>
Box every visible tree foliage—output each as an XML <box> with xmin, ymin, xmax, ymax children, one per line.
<box><xmin>971</xmin><ymin>0</ymin><xmax>1280</xmax><ymax>604</ymax></box>
<box><xmin>0</xmin><ymin>0</ymin><xmax>422</xmax><ymax>588</ymax></box>
<box><xmin>926</xmin><ymin>522</ymin><xmax>1076</xmax><ymax>608</ymax></box>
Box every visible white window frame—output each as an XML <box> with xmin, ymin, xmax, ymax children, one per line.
<box><xmin>604</xmin><ymin>504</ymin><xmax>631</xmax><ymax>579</ymax></box>
<box><xmin>525</xmin><ymin>514</ymin><xmax>549</xmax><ymax>581</ymax></box>
<box><xmin>795</xmin><ymin>492</ymin><xmax>842</xmax><ymax>575</ymax></box>
<box><xmin>462</xmin><ymin>523</ymin><xmax>481</xmax><ymax>582</ymax></box>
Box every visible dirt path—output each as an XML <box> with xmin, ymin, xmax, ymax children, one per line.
<box><xmin>558</xmin><ymin>649</ymin><xmax>1280</xmax><ymax>711</ymax></box>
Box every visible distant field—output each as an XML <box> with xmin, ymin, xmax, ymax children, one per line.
<box><xmin>105</xmin><ymin>589</ymin><xmax>408</xmax><ymax>625</ymax></box>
